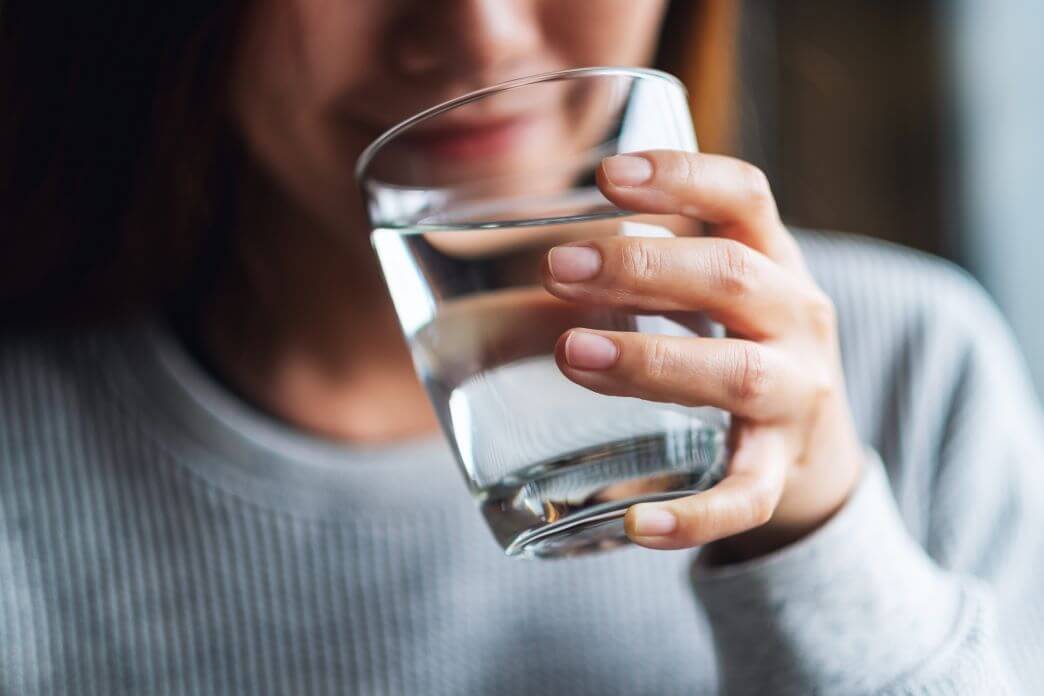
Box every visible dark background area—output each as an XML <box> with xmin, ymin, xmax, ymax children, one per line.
<box><xmin>736</xmin><ymin>1</ymin><xmax>949</xmax><ymax>254</ymax></box>
<box><xmin>732</xmin><ymin>0</ymin><xmax>1044</xmax><ymax>394</ymax></box>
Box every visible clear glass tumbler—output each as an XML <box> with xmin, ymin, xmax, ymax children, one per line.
<box><xmin>357</xmin><ymin>67</ymin><xmax>729</xmax><ymax>558</ymax></box>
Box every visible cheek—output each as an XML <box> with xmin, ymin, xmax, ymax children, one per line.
<box><xmin>541</xmin><ymin>0</ymin><xmax>668</xmax><ymax>66</ymax></box>
<box><xmin>229</xmin><ymin>0</ymin><xmax>385</xmax><ymax>228</ymax></box>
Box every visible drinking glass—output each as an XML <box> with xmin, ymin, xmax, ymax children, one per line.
<box><xmin>357</xmin><ymin>67</ymin><xmax>729</xmax><ymax>558</ymax></box>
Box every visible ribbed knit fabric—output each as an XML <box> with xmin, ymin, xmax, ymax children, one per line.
<box><xmin>1</xmin><ymin>230</ymin><xmax>1042</xmax><ymax>695</ymax></box>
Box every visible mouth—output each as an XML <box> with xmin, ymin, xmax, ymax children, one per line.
<box><xmin>395</xmin><ymin>115</ymin><xmax>538</xmax><ymax>161</ymax></box>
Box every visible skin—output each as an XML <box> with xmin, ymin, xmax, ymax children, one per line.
<box><xmin>218</xmin><ymin>0</ymin><xmax>863</xmax><ymax>562</ymax></box>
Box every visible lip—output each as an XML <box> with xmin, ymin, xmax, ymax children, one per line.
<box><xmin>396</xmin><ymin>115</ymin><xmax>537</xmax><ymax>161</ymax></box>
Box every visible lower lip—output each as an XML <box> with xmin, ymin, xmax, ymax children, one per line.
<box><xmin>402</xmin><ymin>117</ymin><xmax>536</xmax><ymax>161</ymax></box>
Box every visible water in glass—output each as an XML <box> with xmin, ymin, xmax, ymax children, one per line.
<box><xmin>372</xmin><ymin>210</ymin><xmax>729</xmax><ymax>558</ymax></box>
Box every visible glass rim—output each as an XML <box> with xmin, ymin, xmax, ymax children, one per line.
<box><xmin>354</xmin><ymin>66</ymin><xmax>686</xmax><ymax>184</ymax></box>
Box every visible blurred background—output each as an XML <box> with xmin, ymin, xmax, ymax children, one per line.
<box><xmin>675</xmin><ymin>0</ymin><xmax>1044</xmax><ymax>395</ymax></box>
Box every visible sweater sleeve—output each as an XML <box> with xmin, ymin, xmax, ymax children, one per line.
<box><xmin>691</xmin><ymin>453</ymin><xmax>1018</xmax><ymax>695</ymax></box>
<box><xmin>689</xmin><ymin>264</ymin><xmax>1044</xmax><ymax>695</ymax></box>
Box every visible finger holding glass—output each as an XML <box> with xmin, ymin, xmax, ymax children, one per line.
<box><xmin>544</xmin><ymin>150</ymin><xmax>865</xmax><ymax>559</ymax></box>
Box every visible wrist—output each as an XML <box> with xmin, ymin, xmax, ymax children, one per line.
<box><xmin>690</xmin><ymin>453</ymin><xmax>969</xmax><ymax>696</ymax></box>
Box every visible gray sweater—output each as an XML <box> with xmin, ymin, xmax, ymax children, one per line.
<box><xmin>1</xmin><ymin>230</ymin><xmax>1042</xmax><ymax>695</ymax></box>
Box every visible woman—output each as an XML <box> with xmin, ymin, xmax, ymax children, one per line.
<box><xmin>1</xmin><ymin>1</ymin><xmax>1041</xmax><ymax>694</ymax></box>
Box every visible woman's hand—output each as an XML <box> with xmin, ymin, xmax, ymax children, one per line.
<box><xmin>541</xmin><ymin>151</ymin><xmax>865</xmax><ymax>562</ymax></box>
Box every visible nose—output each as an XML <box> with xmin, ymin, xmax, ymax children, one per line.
<box><xmin>392</xmin><ymin>0</ymin><xmax>543</xmax><ymax>85</ymax></box>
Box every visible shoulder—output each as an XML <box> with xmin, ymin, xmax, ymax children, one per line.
<box><xmin>795</xmin><ymin>225</ymin><xmax>1027</xmax><ymax>393</ymax></box>
<box><xmin>0</xmin><ymin>325</ymin><xmax>95</xmax><ymax>401</ymax></box>
<box><xmin>0</xmin><ymin>324</ymin><xmax>142</xmax><ymax>660</ymax></box>
<box><xmin>795</xmin><ymin>229</ymin><xmax>1042</xmax><ymax>536</ymax></box>
<box><xmin>795</xmin><ymin>227</ymin><xmax>1002</xmax><ymax>338</ymax></box>
<box><xmin>794</xmin><ymin>228</ymin><xmax>1018</xmax><ymax>378</ymax></box>
<box><xmin>0</xmin><ymin>323</ymin><xmax>128</xmax><ymax>454</ymax></box>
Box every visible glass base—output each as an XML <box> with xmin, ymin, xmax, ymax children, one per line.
<box><xmin>503</xmin><ymin>489</ymin><xmax>699</xmax><ymax>559</ymax></box>
<box><xmin>478</xmin><ymin>429</ymin><xmax>727</xmax><ymax>559</ymax></box>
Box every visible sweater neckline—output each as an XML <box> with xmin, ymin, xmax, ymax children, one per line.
<box><xmin>100</xmin><ymin>316</ymin><xmax>468</xmax><ymax>518</ymax></box>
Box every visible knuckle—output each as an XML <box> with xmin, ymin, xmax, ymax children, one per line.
<box><xmin>804</xmin><ymin>289</ymin><xmax>838</xmax><ymax>340</ymax></box>
<box><xmin>676</xmin><ymin>496</ymin><xmax>713</xmax><ymax>539</ymax></box>
<box><xmin>712</xmin><ymin>240</ymin><xmax>754</xmax><ymax>299</ymax></box>
<box><xmin>807</xmin><ymin>362</ymin><xmax>835</xmax><ymax>405</ymax></box>
<box><xmin>730</xmin><ymin>344</ymin><xmax>769</xmax><ymax>403</ymax></box>
<box><xmin>641</xmin><ymin>336</ymin><xmax>676</xmax><ymax>381</ymax></box>
<box><xmin>739</xmin><ymin>162</ymin><xmax>773</xmax><ymax>207</ymax></box>
<box><xmin>748</xmin><ymin>487</ymin><xmax>775</xmax><ymax>527</ymax></box>
<box><xmin>677</xmin><ymin>152</ymin><xmax>704</xmax><ymax>189</ymax></box>
<box><xmin>618</xmin><ymin>240</ymin><xmax>662</xmax><ymax>287</ymax></box>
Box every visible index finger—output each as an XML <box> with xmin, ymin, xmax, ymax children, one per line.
<box><xmin>597</xmin><ymin>150</ymin><xmax>804</xmax><ymax>270</ymax></box>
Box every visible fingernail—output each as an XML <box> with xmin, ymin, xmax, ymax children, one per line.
<box><xmin>602</xmin><ymin>155</ymin><xmax>653</xmax><ymax>187</ymax></box>
<box><xmin>632</xmin><ymin>506</ymin><xmax>677</xmax><ymax>536</ymax></box>
<box><xmin>548</xmin><ymin>245</ymin><xmax>601</xmax><ymax>282</ymax></box>
<box><xmin>564</xmin><ymin>331</ymin><xmax>619</xmax><ymax>370</ymax></box>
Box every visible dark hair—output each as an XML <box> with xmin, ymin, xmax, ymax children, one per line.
<box><xmin>0</xmin><ymin>1</ymin><xmax>245</xmax><ymax>328</ymax></box>
<box><xmin>0</xmin><ymin>1</ymin><xmax>702</xmax><ymax>329</ymax></box>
